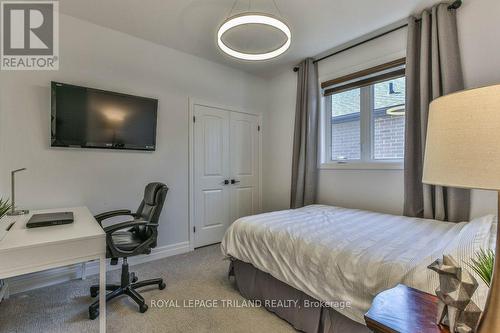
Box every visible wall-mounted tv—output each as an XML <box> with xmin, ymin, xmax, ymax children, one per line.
<box><xmin>51</xmin><ymin>81</ymin><xmax>158</xmax><ymax>151</ymax></box>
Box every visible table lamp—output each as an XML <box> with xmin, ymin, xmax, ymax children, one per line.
<box><xmin>6</xmin><ymin>168</ymin><xmax>29</xmax><ymax>216</ymax></box>
<box><xmin>422</xmin><ymin>84</ymin><xmax>500</xmax><ymax>332</ymax></box>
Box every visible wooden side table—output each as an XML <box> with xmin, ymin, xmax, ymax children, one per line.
<box><xmin>365</xmin><ymin>284</ymin><xmax>450</xmax><ymax>333</ymax></box>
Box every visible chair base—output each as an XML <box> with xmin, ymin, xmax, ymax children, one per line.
<box><xmin>88</xmin><ymin>258</ymin><xmax>166</xmax><ymax>320</ymax></box>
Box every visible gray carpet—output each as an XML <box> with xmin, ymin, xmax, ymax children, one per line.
<box><xmin>0</xmin><ymin>245</ymin><xmax>295</xmax><ymax>333</ymax></box>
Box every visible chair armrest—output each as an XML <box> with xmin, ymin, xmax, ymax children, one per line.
<box><xmin>94</xmin><ymin>210</ymin><xmax>135</xmax><ymax>223</ymax></box>
<box><xmin>103</xmin><ymin>220</ymin><xmax>156</xmax><ymax>234</ymax></box>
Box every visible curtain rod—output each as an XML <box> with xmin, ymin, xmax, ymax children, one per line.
<box><xmin>293</xmin><ymin>0</ymin><xmax>462</xmax><ymax>72</ymax></box>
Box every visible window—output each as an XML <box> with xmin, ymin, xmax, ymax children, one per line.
<box><xmin>331</xmin><ymin>88</ymin><xmax>361</xmax><ymax>160</ymax></box>
<box><xmin>321</xmin><ymin>59</ymin><xmax>405</xmax><ymax>169</ymax></box>
<box><xmin>373</xmin><ymin>77</ymin><xmax>405</xmax><ymax>160</ymax></box>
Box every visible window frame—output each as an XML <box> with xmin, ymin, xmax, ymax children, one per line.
<box><xmin>320</xmin><ymin>64</ymin><xmax>405</xmax><ymax>171</ymax></box>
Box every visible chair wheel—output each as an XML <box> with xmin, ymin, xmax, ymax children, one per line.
<box><xmin>89</xmin><ymin>308</ymin><xmax>99</xmax><ymax>320</ymax></box>
<box><xmin>159</xmin><ymin>282</ymin><xmax>166</xmax><ymax>290</ymax></box>
<box><xmin>139</xmin><ymin>304</ymin><xmax>148</xmax><ymax>313</ymax></box>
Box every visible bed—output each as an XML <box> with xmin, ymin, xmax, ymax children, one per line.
<box><xmin>221</xmin><ymin>205</ymin><xmax>496</xmax><ymax>332</ymax></box>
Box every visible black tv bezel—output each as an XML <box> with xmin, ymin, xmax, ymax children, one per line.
<box><xmin>50</xmin><ymin>81</ymin><xmax>158</xmax><ymax>152</ymax></box>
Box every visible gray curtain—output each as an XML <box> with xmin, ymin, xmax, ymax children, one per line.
<box><xmin>404</xmin><ymin>3</ymin><xmax>470</xmax><ymax>222</ymax></box>
<box><xmin>290</xmin><ymin>58</ymin><xmax>319</xmax><ymax>209</ymax></box>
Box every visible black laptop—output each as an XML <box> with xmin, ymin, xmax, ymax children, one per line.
<box><xmin>26</xmin><ymin>212</ymin><xmax>74</xmax><ymax>228</ymax></box>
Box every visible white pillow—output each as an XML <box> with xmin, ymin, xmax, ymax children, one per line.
<box><xmin>442</xmin><ymin>214</ymin><xmax>496</xmax><ymax>310</ymax></box>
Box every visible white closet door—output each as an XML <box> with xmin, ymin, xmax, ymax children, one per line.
<box><xmin>193</xmin><ymin>104</ymin><xmax>230</xmax><ymax>248</ymax></box>
<box><xmin>229</xmin><ymin>112</ymin><xmax>260</xmax><ymax>222</ymax></box>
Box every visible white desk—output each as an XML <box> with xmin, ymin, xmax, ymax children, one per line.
<box><xmin>0</xmin><ymin>207</ymin><xmax>107</xmax><ymax>332</ymax></box>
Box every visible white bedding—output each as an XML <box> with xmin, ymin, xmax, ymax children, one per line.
<box><xmin>221</xmin><ymin>205</ymin><xmax>496</xmax><ymax>324</ymax></box>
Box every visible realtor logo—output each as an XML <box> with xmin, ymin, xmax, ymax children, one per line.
<box><xmin>1</xmin><ymin>1</ymin><xmax>59</xmax><ymax>70</ymax></box>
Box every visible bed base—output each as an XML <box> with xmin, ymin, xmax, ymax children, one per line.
<box><xmin>229</xmin><ymin>259</ymin><xmax>370</xmax><ymax>333</ymax></box>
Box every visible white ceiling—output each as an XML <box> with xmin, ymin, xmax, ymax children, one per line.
<box><xmin>59</xmin><ymin>0</ymin><xmax>438</xmax><ymax>78</ymax></box>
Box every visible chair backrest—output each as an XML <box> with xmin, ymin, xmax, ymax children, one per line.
<box><xmin>134</xmin><ymin>182</ymin><xmax>168</xmax><ymax>241</ymax></box>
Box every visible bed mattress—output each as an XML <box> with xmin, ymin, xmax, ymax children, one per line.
<box><xmin>221</xmin><ymin>205</ymin><xmax>495</xmax><ymax>324</ymax></box>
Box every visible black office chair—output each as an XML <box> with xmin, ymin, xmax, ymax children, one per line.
<box><xmin>88</xmin><ymin>182</ymin><xmax>169</xmax><ymax>320</ymax></box>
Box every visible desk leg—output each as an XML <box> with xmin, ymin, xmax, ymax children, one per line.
<box><xmin>99</xmin><ymin>256</ymin><xmax>106</xmax><ymax>333</ymax></box>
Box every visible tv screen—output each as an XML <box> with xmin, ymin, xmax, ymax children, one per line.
<box><xmin>51</xmin><ymin>81</ymin><xmax>158</xmax><ymax>151</ymax></box>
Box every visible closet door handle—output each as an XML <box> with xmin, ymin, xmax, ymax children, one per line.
<box><xmin>231</xmin><ymin>179</ymin><xmax>240</xmax><ymax>184</ymax></box>
<box><xmin>222</xmin><ymin>179</ymin><xmax>230</xmax><ymax>185</ymax></box>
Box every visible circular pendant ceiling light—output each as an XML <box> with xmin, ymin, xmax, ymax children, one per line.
<box><xmin>217</xmin><ymin>1</ymin><xmax>291</xmax><ymax>61</ymax></box>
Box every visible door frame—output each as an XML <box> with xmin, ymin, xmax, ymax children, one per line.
<box><xmin>188</xmin><ymin>98</ymin><xmax>262</xmax><ymax>251</ymax></box>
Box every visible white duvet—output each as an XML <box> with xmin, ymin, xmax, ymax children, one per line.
<box><xmin>221</xmin><ymin>205</ymin><xmax>496</xmax><ymax>324</ymax></box>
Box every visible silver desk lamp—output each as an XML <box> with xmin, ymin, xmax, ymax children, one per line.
<box><xmin>7</xmin><ymin>168</ymin><xmax>29</xmax><ymax>216</ymax></box>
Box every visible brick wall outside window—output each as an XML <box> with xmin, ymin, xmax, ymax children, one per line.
<box><xmin>373</xmin><ymin>114</ymin><xmax>405</xmax><ymax>159</ymax></box>
<box><xmin>332</xmin><ymin>119</ymin><xmax>360</xmax><ymax>160</ymax></box>
<box><xmin>332</xmin><ymin>114</ymin><xmax>405</xmax><ymax>160</ymax></box>
<box><xmin>330</xmin><ymin>76</ymin><xmax>405</xmax><ymax>161</ymax></box>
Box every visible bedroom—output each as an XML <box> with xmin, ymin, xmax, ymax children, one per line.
<box><xmin>0</xmin><ymin>0</ymin><xmax>499</xmax><ymax>332</ymax></box>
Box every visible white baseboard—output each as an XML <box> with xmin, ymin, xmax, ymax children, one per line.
<box><xmin>5</xmin><ymin>241</ymin><xmax>191</xmax><ymax>295</ymax></box>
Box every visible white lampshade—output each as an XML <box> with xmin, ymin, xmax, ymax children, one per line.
<box><xmin>422</xmin><ymin>85</ymin><xmax>500</xmax><ymax>190</ymax></box>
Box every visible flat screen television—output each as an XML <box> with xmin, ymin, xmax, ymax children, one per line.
<box><xmin>51</xmin><ymin>81</ymin><xmax>158</xmax><ymax>151</ymax></box>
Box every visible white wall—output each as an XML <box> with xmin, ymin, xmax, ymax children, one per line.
<box><xmin>262</xmin><ymin>70</ymin><xmax>296</xmax><ymax>210</ymax></box>
<box><xmin>458</xmin><ymin>0</ymin><xmax>500</xmax><ymax>218</ymax></box>
<box><xmin>0</xmin><ymin>14</ymin><xmax>268</xmax><ymax>249</ymax></box>
<box><xmin>263</xmin><ymin>0</ymin><xmax>500</xmax><ymax>218</ymax></box>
